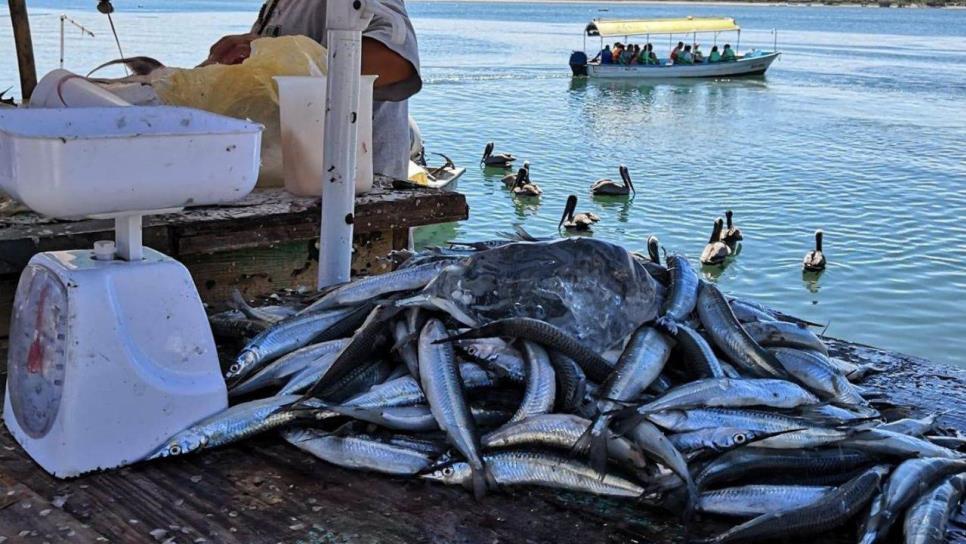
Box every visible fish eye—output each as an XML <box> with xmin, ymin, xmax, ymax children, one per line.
<box><xmin>169</xmin><ymin>444</ymin><xmax>182</xmax><ymax>456</ymax></box>
<box><xmin>228</xmin><ymin>363</ymin><xmax>241</xmax><ymax>374</ymax></box>
<box><xmin>443</xmin><ymin>467</ymin><xmax>454</xmax><ymax>476</ymax></box>
<box><xmin>733</xmin><ymin>433</ymin><xmax>747</xmax><ymax>444</ymax></box>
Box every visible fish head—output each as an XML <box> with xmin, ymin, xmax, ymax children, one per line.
<box><xmin>226</xmin><ymin>349</ymin><xmax>258</xmax><ymax>383</ymax></box>
<box><xmin>709</xmin><ymin>427</ymin><xmax>754</xmax><ymax>451</ymax></box>
<box><xmin>419</xmin><ymin>461</ymin><xmax>472</xmax><ymax>486</ymax></box>
<box><xmin>147</xmin><ymin>429</ymin><xmax>207</xmax><ymax>460</ymax></box>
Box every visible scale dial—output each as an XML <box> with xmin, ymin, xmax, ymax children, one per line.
<box><xmin>7</xmin><ymin>265</ymin><xmax>68</xmax><ymax>439</ymax></box>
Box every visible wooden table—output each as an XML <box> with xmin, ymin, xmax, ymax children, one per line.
<box><xmin>1</xmin><ymin>338</ymin><xmax>964</xmax><ymax>543</ymax></box>
<box><xmin>0</xmin><ymin>184</ymin><xmax>469</xmax><ymax>336</ymax></box>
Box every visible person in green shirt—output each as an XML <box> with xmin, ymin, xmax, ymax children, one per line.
<box><xmin>708</xmin><ymin>45</ymin><xmax>721</xmax><ymax>63</ymax></box>
<box><xmin>678</xmin><ymin>45</ymin><xmax>694</xmax><ymax>65</ymax></box>
<box><xmin>721</xmin><ymin>44</ymin><xmax>737</xmax><ymax>62</ymax></box>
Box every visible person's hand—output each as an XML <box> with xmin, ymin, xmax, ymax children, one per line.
<box><xmin>201</xmin><ymin>33</ymin><xmax>258</xmax><ymax>66</ymax></box>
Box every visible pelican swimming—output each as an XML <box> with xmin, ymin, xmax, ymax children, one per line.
<box><xmin>511</xmin><ymin>167</ymin><xmax>542</xmax><ymax>197</ymax></box>
<box><xmin>501</xmin><ymin>161</ymin><xmax>529</xmax><ymax>187</ymax></box>
<box><xmin>803</xmin><ymin>230</ymin><xmax>826</xmax><ymax>272</ymax></box>
<box><xmin>647</xmin><ymin>235</ymin><xmax>661</xmax><ymax>265</ymax></box>
<box><xmin>700</xmin><ymin>218</ymin><xmax>732</xmax><ymax>266</ymax></box>
<box><xmin>719</xmin><ymin>209</ymin><xmax>744</xmax><ymax>250</ymax></box>
<box><xmin>558</xmin><ymin>195</ymin><xmax>599</xmax><ymax>231</ymax></box>
<box><xmin>591</xmin><ymin>165</ymin><xmax>635</xmax><ymax>196</ymax></box>
<box><xmin>481</xmin><ymin>142</ymin><xmax>516</xmax><ymax>168</ymax></box>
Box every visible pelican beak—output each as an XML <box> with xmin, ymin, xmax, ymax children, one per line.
<box><xmin>621</xmin><ymin>165</ymin><xmax>636</xmax><ymax>195</ymax></box>
<box><xmin>559</xmin><ymin>195</ymin><xmax>577</xmax><ymax>231</ymax></box>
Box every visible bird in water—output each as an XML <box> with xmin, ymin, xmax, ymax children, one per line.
<box><xmin>700</xmin><ymin>217</ymin><xmax>732</xmax><ymax>266</ymax></box>
<box><xmin>501</xmin><ymin>161</ymin><xmax>529</xmax><ymax>187</ymax></box>
<box><xmin>511</xmin><ymin>166</ymin><xmax>542</xmax><ymax>197</ymax></box>
<box><xmin>558</xmin><ymin>195</ymin><xmax>599</xmax><ymax>232</ymax></box>
<box><xmin>719</xmin><ymin>209</ymin><xmax>743</xmax><ymax>250</ymax></box>
<box><xmin>591</xmin><ymin>165</ymin><xmax>635</xmax><ymax>197</ymax></box>
<box><xmin>480</xmin><ymin>142</ymin><xmax>516</xmax><ymax>168</ymax></box>
<box><xmin>803</xmin><ymin>230</ymin><xmax>826</xmax><ymax>272</ymax></box>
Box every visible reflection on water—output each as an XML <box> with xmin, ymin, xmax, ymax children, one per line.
<box><xmin>802</xmin><ymin>270</ymin><xmax>824</xmax><ymax>296</ymax></box>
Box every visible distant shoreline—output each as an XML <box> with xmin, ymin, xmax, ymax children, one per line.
<box><xmin>417</xmin><ymin>0</ymin><xmax>965</xmax><ymax>7</ymax></box>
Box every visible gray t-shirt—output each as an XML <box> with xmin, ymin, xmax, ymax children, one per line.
<box><xmin>253</xmin><ymin>0</ymin><xmax>421</xmax><ymax>180</ymax></box>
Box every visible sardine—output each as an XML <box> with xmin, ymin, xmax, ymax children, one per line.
<box><xmin>434</xmin><ymin>318</ymin><xmax>614</xmax><ymax>382</ymax></box>
<box><xmin>548</xmin><ymin>351</ymin><xmax>588</xmax><ymax>414</ymax></box>
<box><xmin>227</xmin><ymin>305</ymin><xmax>363</xmax><ymax>384</ymax></box>
<box><xmin>230</xmin><ymin>339</ymin><xmax>348</xmax><ymax>397</ymax></box>
<box><xmin>843</xmin><ymin>428</ymin><xmax>963</xmax><ymax>459</ymax></box>
<box><xmin>648</xmin><ymin>407</ymin><xmax>826</xmax><ymax>436</ymax></box>
<box><xmin>744</xmin><ymin>321</ymin><xmax>828</xmax><ymax>356</ymax></box>
<box><xmin>421</xmin><ymin>451</ymin><xmax>644</xmax><ymax>498</ymax></box>
<box><xmin>627</xmin><ymin>420</ymin><xmax>696</xmax><ymax>506</ymax></box>
<box><xmin>321</xmin><ymin>359</ymin><xmax>395</xmax><ymax>404</ymax></box>
<box><xmin>859</xmin><ymin>458</ymin><xmax>966</xmax><ymax>544</ymax></box>
<box><xmin>699</xmin><ymin>465</ymin><xmax>890</xmax><ymax>543</ymax></box>
<box><xmin>147</xmin><ymin>396</ymin><xmax>328</xmax><ymax>459</ymax></box>
<box><xmin>669</xmin><ymin>427</ymin><xmax>793</xmax><ymax>457</ymax></box>
<box><xmin>581</xmin><ymin>325</ymin><xmax>672</xmax><ymax>472</ymax></box>
<box><xmin>771</xmin><ymin>347</ymin><xmax>867</xmax><ymax>407</ymax></box>
<box><xmin>507</xmin><ymin>341</ymin><xmax>556</xmax><ymax>423</ymax></box>
<box><xmin>330</xmin><ymin>404</ymin><xmax>510</xmax><ymax>433</ymax></box>
<box><xmin>902</xmin><ymin>473</ymin><xmax>966</xmax><ymax>544</ymax></box>
<box><xmin>695</xmin><ymin>447</ymin><xmax>873</xmax><ymax>489</ymax></box>
<box><xmin>342</xmin><ymin>363</ymin><xmax>495</xmax><ymax>410</ymax></box>
<box><xmin>228</xmin><ymin>289</ymin><xmax>298</xmax><ymax>324</ymax></box>
<box><xmin>662</xmin><ymin>255</ymin><xmax>699</xmax><ymax>322</ymax></box>
<box><xmin>392</xmin><ymin>319</ymin><xmax>420</xmax><ymax>379</ymax></box>
<box><xmin>419</xmin><ymin>318</ymin><xmax>492</xmax><ymax>498</ymax></box>
<box><xmin>879</xmin><ymin>415</ymin><xmax>940</xmax><ymax>437</ymax></box>
<box><xmin>301</xmin><ymin>260</ymin><xmax>451</xmax><ymax>313</ymax></box>
<box><xmin>283</xmin><ymin>428</ymin><xmax>436</xmax><ymax>476</ymax></box>
<box><xmin>729</xmin><ymin>299</ymin><xmax>778</xmax><ymax>324</ymax></box>
<box><xmin>481</xmin><ymin>414</ymin><xmax>647</xmax><ymax>471</ymax></box>
<box><xmin>697</xmin><ymin>484</ymin><xmax>832</xmax><ymax>518</ymax></box>
<box><xmin>656</xmin><ymin>321</ymin><xmax>725</xmax><ymax>379</ymax></box>
<box><xmin>696</xmin><ymin>282</ymin><xmax>785</xmax><ymax>378</ymax></box>
<box><xmin>457</xmin><ymin>338</ymin><xmax>526</xmax><ymax>383</ymax></box>
<box><xmin>635</xmin><ymin>378</ymin><xmax>819</xmax><ymax>414</ymax></box>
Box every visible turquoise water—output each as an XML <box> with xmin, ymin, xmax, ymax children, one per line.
<box><xmin>2</xmin><ymin>2</ymin><xmax>965</xmax><ymax>364</ymax></box>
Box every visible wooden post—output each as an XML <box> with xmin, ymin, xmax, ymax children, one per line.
<box><xmin>8</xmin><ymin>0</ymin><xmax>37</xmax><ymax>101</ymax></box>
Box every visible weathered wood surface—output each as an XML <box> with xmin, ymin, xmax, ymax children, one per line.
<box><xmin>1</xmin><ymin>338</ymin><xmax>965</xmax><ymax>543</ymax></box>
<box><xmin>0</xmin><ymin>185</ymin><xmax>468</xmax><ymax>334</ymax></box>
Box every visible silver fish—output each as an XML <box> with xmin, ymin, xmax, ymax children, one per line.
<box><xmin>229</xmin><ymin>289</ymin><xmax>298</xmax><ymax>324</ymax></box>
<box><xmin>744</xmin><ymin>321</ymin><xmax>828</xmax><ymax>356</ymax></box>
<box><xmin>283</xmin><ymin>428</ymin><xmax>436</xmax><ymax>476</ymax></box>
<box><xmin>301</xmin><ymin>260</ymin><xmax>451</xmax><ymax>313</ymax></box>
<box><xmin>421</xmin><ymin>451</ymin><xmax>644</xmax><ymax>498</ymax></box>
<box><xmin>697</xmin><ymin>484</ymin><xmax>832</xmax><ymax>518</ymax></box>
<box><xmin>419</xmin><ymin>318</ymin><xmax>491</xmax><ymax>498</ymax></box>
<box><xmin>147</xmin><ymin>396</ymin><xmax>327</xmax><ymax>459</ymax></box>
<box><xmin>392</xmin><ymin>319</ymin><xmax>421</xmax><ymax>379</ymax></box>
<box><xmin>228</xmin><ymin>306</ymin><xmax>359</xmax><ymax>384</ymax></box>
<box><xmin>669</xmin><ymin>427</ymin><xmax>793</xmax><ymax>457</ymax></box>
<box><xmin>843</xmin><ymin>428</ymin><xmax>963</xmax><ymax>459</ymax></box>
<box><xmin>728</xmin><ymin>299</ymin><xmax>778</xmax><ymax>324</ymax></box>
<box><xmin>627</xmin><ymin>420</ymin><xmax>696</xmax><ymax>505</ymax></box>
<box><xmin>879</xmin><ymin>415</ymin><xmax>940</xmax><ymax>437</ymax></box>
<box><xmin>329</xmin><ymin>404</ymin><xmax>510</xmax><ymax>433</ymax></box>
<box><xmin>635</xmin><ymin>378</ymin><xmax>820</xmax><ymax>414</ymax></box>
<box><xmin>902</xmin><ymin>473</ymin><xmax>966</xmax><ymax>544</ymax></box>
<box><xmin>508</xmin><ymin>341</ymin><xmax>556</xmax><ymax>423</ymax></box>
<box><xmin>342</xmin><ymin>363</ymin><xmax>495</xmax><ymax>410</ymax></box>
<box><xmin>696</xmin><ymin>282</ymin><xmax>785</xmax><ymax>378</ymax></box>
<box><xmin>656</xmin><ymin>321</ymin><xmax>726</xmax><ymax>379</ymax></box>
<box><xmin>458</xmin><ymin>338</ymin><xmax>526</xmax><ymax>383</ymax></box>
<box><xmin>230</xmin><ymin>339</ymin><xmax>348</xmax><ymax>397</ymax></box>
<box><xmin>771</xmin><ymin>347</ymin><xmax>867</xmax><ymax>407</ymax></box>
<box><xmin>859</xmin><ymin>458</ymin><xmax>966</xmax><ymax>544</ymax></box>
<box><xmin>277</xmin><ymin>357</ymin><xmax>339</xmax><ymax>396</ymax></box>
<box><xmin>662</xmin><ymin>254</ymin><xmax>699</xmax><ymax>322</ymax></box>
<box><xmin>700</xmin><ymin>465</ymin><xmax>890</xmax><ymax>544</ymax></box>
<box><xmin>481</xmin><ymin>414</ymin><xmax>647</xmax><ymax>471</ymax></box>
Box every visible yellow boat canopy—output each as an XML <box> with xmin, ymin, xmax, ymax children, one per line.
<box><xmin>585</xmin><ymin>17</ymin><xmax>740</xmax><ymax>38</ymax></box>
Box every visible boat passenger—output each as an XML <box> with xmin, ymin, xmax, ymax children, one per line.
<box><xmin>677</xmin><ymin>45</ymin><xmax>694</xmax><ymax>65</ymax></box>
<box><xmin>693</xmin><ymin>43</ymin><xmax>705</xmax><ymax>63</ymax></box>
<box><xmin>598</xmin><ymin>45</ymin><xmax>613</xmax><ymax>64</ymax></box>
<box><xmin>629</xmin><ymin>45</ymin><xmax>641</xmax><ymax>64</ymax></box>
<box><xmin>721</xmin><ymin>44</ymin><xmax>737</xmax><ymax>62</ymax></box>
<box><xmin>670</xmin><ymin>41</ymin><xmax>684</xmax><ymax>63</ymax></box>
<box><xmin>646</xmin><ymin>43</ymin><xmax>660</xmax><ymax>65</ymax></box>
<box><xmin>708</xmin><ymin>45</ymin><xmax>721</xmax><ymax>63</ymax></box>
<box><xmin>620</xmin><ymin>45</ymin><xmax>635</xmax><ymax>65</ymax></box>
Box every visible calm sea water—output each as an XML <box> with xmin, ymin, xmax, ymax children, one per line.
<box><xmin>2</xmin><ymin>1</ymin><xmax>965</xmax><ymax>365</ymax></box>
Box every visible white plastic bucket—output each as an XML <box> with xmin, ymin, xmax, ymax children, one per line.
<box><xmin>30</xmin><ymin>69</ymin><xmax>131</xmax><ymax>108</ymax></box>
<box><xmin>274</xmin><ymin>75</ymin><xmax>377</xmax><ymax>197</ymax></box>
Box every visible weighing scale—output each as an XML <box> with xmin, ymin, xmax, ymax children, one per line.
<box><xmin>0</xmin><ymin>106</ymin><xmax>263</xmax><ymax>477</ymax></box>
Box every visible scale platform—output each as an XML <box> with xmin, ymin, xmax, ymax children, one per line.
<box><xmin>0</xmin><ymin>105</ymin><xmax>263</xmax><ymax>477</ymax></box>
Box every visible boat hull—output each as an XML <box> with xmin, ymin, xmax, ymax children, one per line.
<box><xmin>586</xmin><ymin>53</ymin><xmax>779</xmax><ymax>79</ymax></box>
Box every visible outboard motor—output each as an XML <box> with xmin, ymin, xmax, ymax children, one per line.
<box><xmin>569</xmin><ymin>51</ymin><xmax>588</xmax><ymax>77</ymax></box>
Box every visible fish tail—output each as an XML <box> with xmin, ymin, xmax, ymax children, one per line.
<box><xmin>575</xmin><ymin>415</ymin><xmax>610</xmax><ymax>477</ymax></box>
<box><xmin>471</xmin><ymin>465</ymin><xmax>490</xmax><ymax>501</ymax></box>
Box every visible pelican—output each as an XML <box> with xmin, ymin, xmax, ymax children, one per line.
<box><xmin>591</xmin><ymin>165</ymin><xmax>636</xmax><ymax>196</ymax></box>
<box><xmin>719</xmin><ymin>210</ymin><xmax>744</xmax><ymax>250</ymax></box>
<box><xmin>647</xmin><ymin>235</ymin><xmax>661</xmax><ymax>265</ymax></box>
<box><xmin>700</xmin><ymin>218</ymin><xmax>732</xmax><ymax>266</ymax></box>
<box><xmin>558</xmin><ymin>195</ymin><xmax>599</xmax><ymax>231</ymax></box>
<box><xmin>509</xmin><ymin>165</ymin><xmax>542</xmax><ymax>197</ymax></box>
<box><xmin>501</xmin><ymin>161</ymin><xmax>529</xmax><ymax>187</ymax></box>
<box><xmin>803</xmin><ymin>230</ymin><xmax>826</xmax><ymax>272</ymax></box>
<box><xmin>481</xmin><ymin>142</ymin><xmax>516</xmax><ymax>168</ymax></box>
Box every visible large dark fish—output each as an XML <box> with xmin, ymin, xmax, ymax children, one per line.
<box><xmin>656</xmin><ymin>320</ymin><xmax>725</xmax><ymax>379</ymax></box>
<box><xmin>696</xmin><ymin>282</ymin><xmax>785</xmax><ymax>378</ymax></box>
<box><xmin>661</xmin><ymin>254</ymin><xmax>699</xmax><ymax>322</ymax></box>
<box><xmin>696</xmin><ymin>447</ymin><xmax>873</xmax><ymax>489</ymax></box>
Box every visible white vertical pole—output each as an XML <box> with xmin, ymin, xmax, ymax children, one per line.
<box><xmin>115</xmin><ymin>215</ymin><xmax>143</xmax><ymax>261</ymax></box>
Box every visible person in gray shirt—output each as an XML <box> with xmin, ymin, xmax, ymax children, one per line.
<box><xmin>205</xmin><ymin>0</ymin><xmax>421</xmax><ymax>181</ymax></box>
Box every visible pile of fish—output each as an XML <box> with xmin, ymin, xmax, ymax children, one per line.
<box><xmin>159</xmin><ymin>237</ymin><xmax>965</xmax><ymax>543</ymax></box>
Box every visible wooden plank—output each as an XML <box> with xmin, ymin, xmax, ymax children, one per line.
<box><xmin>0</xmin><ymin>479</ymin><xmax>108</xmax><ymax>542</ymax></box>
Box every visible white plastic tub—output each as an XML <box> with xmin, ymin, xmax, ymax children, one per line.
<box><xmin>0</xmin><ymin>107</ymin><xmax>263</xmax><ymax>219</ymax></box>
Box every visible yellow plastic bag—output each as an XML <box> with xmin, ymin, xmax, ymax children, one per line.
<box><xmin>154</xmin><ymin>36</ymin><xmax>328</xmax><ymax>187</ymax></box>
